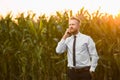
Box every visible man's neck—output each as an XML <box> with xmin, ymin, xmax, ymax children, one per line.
<box><xmin>72</xmin><ymin>31</ymin><xmax>79</xmax><ymax>35</ymax></box>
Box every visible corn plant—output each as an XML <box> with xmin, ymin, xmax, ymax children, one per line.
<box><xmin>0</xmin><ymin>9</ymin><xmax>120</xmax><ymax>80</ymax></box>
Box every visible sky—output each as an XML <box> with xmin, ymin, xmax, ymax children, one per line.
<box><xmin>0</xmin><ymin>0</ymin><xmax>120</xmax><ymax>17</ymax></box>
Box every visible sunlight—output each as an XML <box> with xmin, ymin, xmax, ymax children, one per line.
<box><xmin>99</xmin><ymin>0</ymin><xmax>120</xmax><ymax>15</ymax></box>
<box><xmin>0</xmin><ymin>0</ymin><xmax>120</xmax><ymax>17</ymax></box>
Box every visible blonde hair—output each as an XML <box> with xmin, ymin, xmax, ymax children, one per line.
<box><xmin>69</xmin><ymin>16</ymin><xmax>80</xmax><ymax>24</ymax></box>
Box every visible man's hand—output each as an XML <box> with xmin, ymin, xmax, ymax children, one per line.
<box><xmin>90</xmin><ymin>71</ymin><xmax>95</xmax><ymax>80</ymax></box>
<box><xmin>62</xmin><ymin>28</ymin><xmax>71</xmax><ymax>39</ymax></box>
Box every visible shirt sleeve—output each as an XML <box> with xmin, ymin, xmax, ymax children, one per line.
<box><xmin>88</xmin><ymin>37</ymin><xmax>99</xmax><ymax>72</ymax></box>
<box><xmin>56</xmin><ymin>39</ymin><xmax>67</xmax><ymax>54</ymax></box>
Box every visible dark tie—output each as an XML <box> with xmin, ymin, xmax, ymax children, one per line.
<box><xmin>73</xmin><ymin>36</ymin><xmax>76</xmax><ymax>66</ymax></box>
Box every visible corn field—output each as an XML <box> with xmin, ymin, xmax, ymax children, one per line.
<box><xmin>0</xmin><ymin>9</ymin><xmax>120</xmax><ymax>80</ymax></box>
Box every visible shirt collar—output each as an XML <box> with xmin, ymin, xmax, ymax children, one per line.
<box><xmin>72</xmin><ymin>32</ymin><xmax>81</xmax><ymax>38</ymax></box>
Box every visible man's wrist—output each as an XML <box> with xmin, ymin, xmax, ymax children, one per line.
<box><xmin>89</xmin><ymin>66</ymin><xmax>95</xmax><ymax>72</ymax></box>
<box><xmin>62</xmin><ymin>34</ymin><xmax>69</xmax><ymax>40</ymax></box>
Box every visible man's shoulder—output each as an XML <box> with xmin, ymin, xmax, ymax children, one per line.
<box><xmin>80</xmin><ymin>33</ymin><xmax>91</xmax><ymax>38</ymax></box>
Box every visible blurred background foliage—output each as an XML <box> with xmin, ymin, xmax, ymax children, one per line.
<box><xmin>0</xmin><ymin>8</ymin><xmax>120</xmax><ymax>80</ymax></box>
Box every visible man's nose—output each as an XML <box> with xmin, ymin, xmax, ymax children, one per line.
<box><xmin>69</xmin><ymin>26</ymin><xmax>73</xmax><ymax>29</ymax></box>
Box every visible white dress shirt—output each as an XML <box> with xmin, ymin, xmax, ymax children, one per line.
<box><xmin>56</xmin><ymin>32</ymin><xmax>99</xmax><ymax>72</ymax></box>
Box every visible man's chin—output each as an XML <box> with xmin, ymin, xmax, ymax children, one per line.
<box><xmin>71</xmin><ymin>31</ymin><xmax>78</xmax><ymax>35</ymax></box>
<box><xmin>70</xmin><ymin>31</ymin><xmax>74</xmax><ymax>34</ymax></box>
<box><xmin>70</xmin><ymin>30</ymin><xmax>75</xmax><ymax>33</ymax></box>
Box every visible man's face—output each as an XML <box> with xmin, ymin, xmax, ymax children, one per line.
<box><xmin>68</xmin><ymin>19</ymin><xmax>80</xmax><ymax>34</ymax></box>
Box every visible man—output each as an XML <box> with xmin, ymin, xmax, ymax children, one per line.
<box><xmin>56</xmin><ymin>17</ymin><xmax>99</xmax><ymax>80</ymax></box>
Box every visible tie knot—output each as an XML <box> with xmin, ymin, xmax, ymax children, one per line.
<box><xmin>74</xmin><ymin>36</ymin><xmax>76</xmax><ymax>38</ymax></box>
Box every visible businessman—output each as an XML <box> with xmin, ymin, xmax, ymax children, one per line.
<box><xmin>56</xmin><ymin>16</ymin><xmax>99</xmax><ymax>80</ymax></box>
